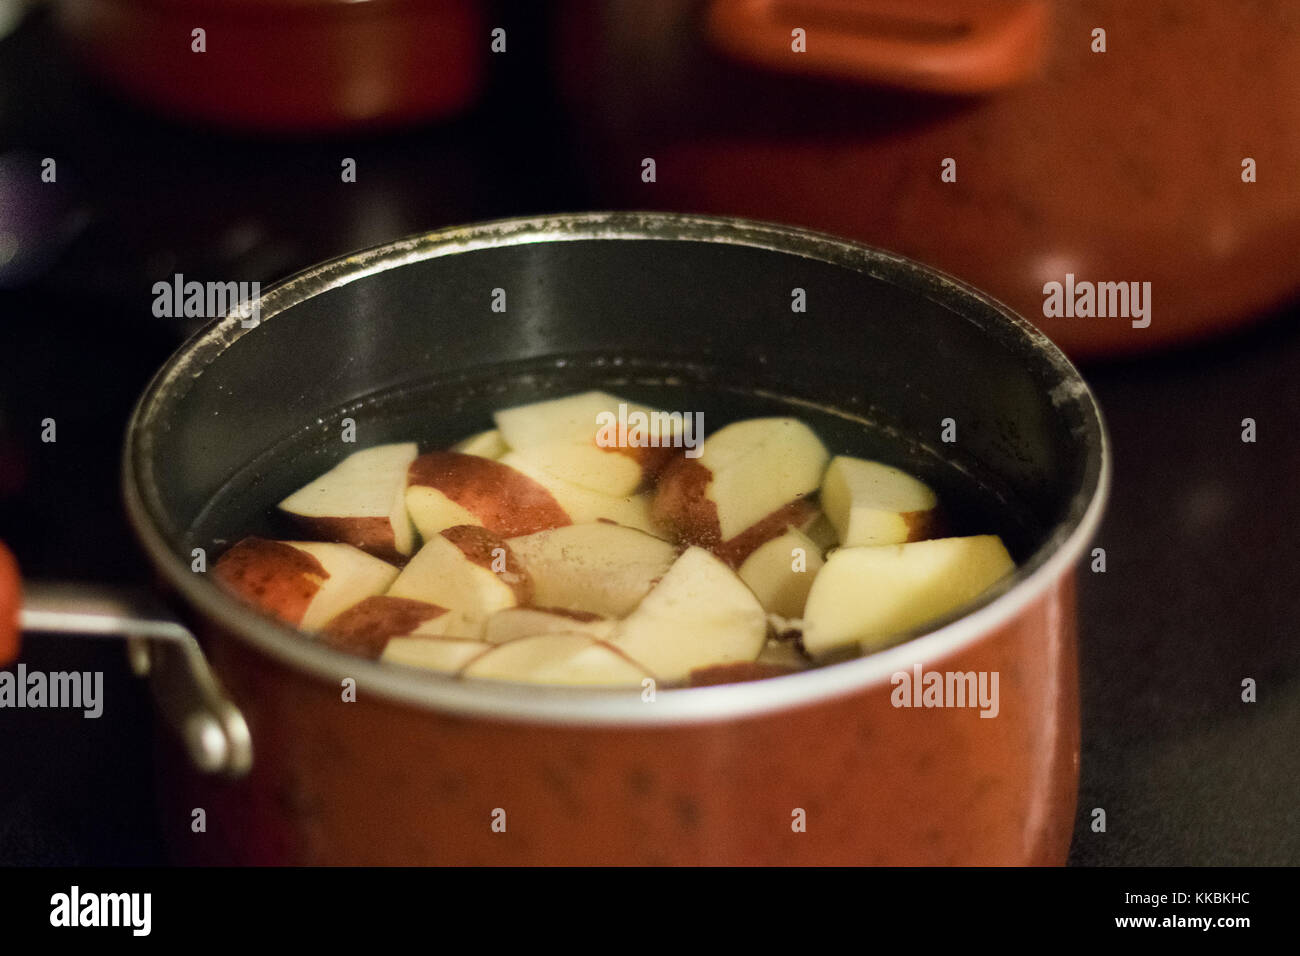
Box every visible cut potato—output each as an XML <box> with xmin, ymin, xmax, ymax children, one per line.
<box><xmin>213</xmin><ymin>538</ymin><xmax>399</xmax><ymax>632</ymax></box>
<box><xmin>505</xmin><ymin>522</ymin><xmax>677</xmax><ymax>618</ymax></box>
<box><xmin>802</xmin><ymin>535</ymin><xmax>1015</xmax><ymax>656</ymax></box>
<box><xmin>820</xmin><ymin>455</ymin><xmax>939</xmax><ymax>547</ymax></box>
<box><xmin>499</xmin><ymin>451</ymin><xmax>659</xmax><ymax>534</ymax></box>
<box><xmin>609</xmin><ymin>546</ymin><xmax>767</xmax><ymax>682</ymax></box>
<box><xmin>800</xmin><ymin>510</ymin><xmax>839</xmax><ymax>552</ymax></box>
<box><xmin>756</xmin><ymin>638</ymin><xmax>809</xmax><ymax>669</ymax></box>
<box><xmin>495</xmin><ymin>390</ymin><xmax>688</xmax><ymax>495</ymax></box>
<box><xmin>321</xmin><ymin>595</ymin><xmax>449</xmax><ymax>658</ymax></box>
<box><xmin>653</xmin><ymin>417</ymin><xmax>828</xmax><ymax>563</ymax></box>
<box><xmin>386</xmin><ymin>526</ymin><xmax>532</xmax><ymax>638</ymax></box>
<box><xmin>381</xmin><ymin>636</ymin><xmax>494</xmax><ymax>673</ymax></box>
<box><xmin>451</xmin><ymin>429</ymin><xmax>508</xmax><ymax>459</ymax></box>
<box><xmin>462</xmin><ymin>632</ymin><xmax>650</xmax><ymax>686</ymax></box>
<box><xmin>482</xmin><ymin>606</ymin><xmax>615</xmax><ymax>644</ymax></box>
<box><xmin>406</xmin><ymin>450</ymin><xmax>571</xmax><ymax>540</ymax></box>
<box><xmin>278</xmin><ymin>442</ymin><xmax>418</xmax><ymax>561</ymax></box>
<box><xmin>505</xmin><ymin>441</ymin><xmax>644</xmax><ymax>497</ymax></box>
<box><xmin>737</xmin><ymin>527</ymin><xmax>825</xmax><ymax>618</ymax></box>
<box><xmin>494</xmin><ymin>390</ymin><xmax>621</xmax><ymax>448</ymax></box>
<box><xmin>715</xmin><ymin>499</ymin><xmax>820</xmax><ymax>568</ymax></box>
<box><xmin>494</xmin><ymin>390</ymin><xmax>679</xmax><ymax>449</ymax></box>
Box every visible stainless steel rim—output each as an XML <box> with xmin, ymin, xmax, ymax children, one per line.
<box><xmin>123</xmin><ymin>211</ymin><xmax>1111</xmax><ymax>727</ymax></box>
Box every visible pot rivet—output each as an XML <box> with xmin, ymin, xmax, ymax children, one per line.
<box><xmin>183</xmin><ymin>713</ymin><xmax>229</xmax><ymax>773</ymax></box>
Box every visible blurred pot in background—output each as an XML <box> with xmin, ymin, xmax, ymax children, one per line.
<box><xmin>54</xmin><ymin>0</ymin><xmax>488</xmax><ymax>133</ymax></box>
<box><xmin>556</xmin><ymin>0</ymin><xmax>1300</xmax><ymax>357</ymax></box>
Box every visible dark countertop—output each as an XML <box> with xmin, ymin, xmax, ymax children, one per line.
<box><xmin>0</xmin><ymin>7</ymin><xmax>1296</xmax><ymax>866</ymax></box>
<box><xmin>1070</xmin><ymin>316</ymin><xmax>1300</xmax><ymax>865</ymax></box>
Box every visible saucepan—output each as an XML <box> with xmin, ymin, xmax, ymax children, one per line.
<box><xmin>0</xmin><ymin>212</ymin><xmax>1108</xmax><ymax>864</ymax></box>
<box><xmin>556</xmin><ymin>0</ymin><xmax>1300</xmax><ymax>356</ymax></box>
<box><xmin>54</xmin><ymin>0</ymin><xmax>489</xmax><ymax>132</ymax></box>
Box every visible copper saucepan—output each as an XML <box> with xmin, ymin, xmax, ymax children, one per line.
<box><xmin>0</xmin><ymin>212</ymin><xmax>1109</xmax><ymax>864</ymax></box>
<box><xmin>555</xmin><ymin>0</ymin><xmax>1300</xmax><ymax>357</ymax></box>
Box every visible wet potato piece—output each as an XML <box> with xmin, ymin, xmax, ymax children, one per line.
<box><xmin>504</xmin><ymin>522</ymin><xmax>677</xmax><ymax>619</ymax></box>
<box><xmin>212</xmin><ymin>538</ymin><xmax>325</xmax><ymax>628</ymax></box>
<box><xmin>607</xmin><ymin>546</ymin><xmax>768</xmax><ymax>682</ymax></box>
<box><xmin>482</xmin><ymin>606</ymin><xmax>616</xmax><ymax>644</ymax></box>
<box><xmin>321</xmin><ymin>595</ymin><xmax>449</xmax><ymax>658</ymax></box>
<box><xmin>405</xmin><ymin>450</ymin><xmax>572</xmax><ymax>540</ymax></box>
<box><xmin>819</xmin><ymin>455</ymin><xmax>941</xmax><ymax>547</ymax></box>
<box><xmin>213</xmin><ymin>538</ymin><xmax>398</xmax><ymax>632</ymax></box>
<box><xmin>463</xmin><ymin>632</ymin><xmax>650</xmax><ymax>686</ymax></box>
<box><xmin>383</xmin><ymin>636</ymin><xmax>495</xmax><ymax>674</ymax></box>
<box><xmin>802</xmin><ymin>536</ymin><xmax>1016</xmax><ymax>657</ymax></box>
<box><xmin>652</xmin><ymin>418</ymin><xmax>828</xmax><ymax>566</ymax></box>
<box><xmin>386</xmin><ymin>526</ymin><xmax>532</xmax><ymax>639</ymax></box>
<box><xmin>278</xmin><ymin>443</ymin><xmax>418</xmax><ymax>562</ymax></box>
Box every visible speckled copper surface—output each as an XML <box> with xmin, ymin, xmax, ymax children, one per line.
<box><xmin>161</xmin><ymin>578</ymin><xmax>1076</xmax><ymax>865</ymax></box>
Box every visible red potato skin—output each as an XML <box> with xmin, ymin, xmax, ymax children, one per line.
<box><xmin>714</xmin><ymin>499</ymin><xmax>817</xmax><ymax>567</ymax></box>
<box><xmin>653</xmin><ymin>456</ymin><xmax>819</xmax><ymax>566</ymax></box>
<box><xmin>408</xmin><ymin>451</ymin><xmax>571</xmax><ymax>537</ymax></box>
<box><xmin>212</xmin><ymin>537</ymin><xmax>328</xmax><ymax>627</ymax></box>
<box><xmin>651</xmin><ymin>457</ymin><xmax>718</xmax><ymax>547</ymax></box>
<box><xmin>287</xmin><ymin>515</ymin><xmax>405</xmax><ymax>564</ymax></box>
<box><xmin>903</xmin><ymin>508</ymin><xmax>947</xmax><ymax>542</ymax></box>
<box><xmin>604</xmin><ymin>442</ymin><xmax>679</xmax><ymax>486</ymax></box>
<box><xmin>320</xmin><ymin>596</ymin><xmax>448</xmax><ymax>659</ymax></box>
<box><xmin>439</xmin><ymin>525</ymin><xmax>534</xmax><ymax>604</ymax></box>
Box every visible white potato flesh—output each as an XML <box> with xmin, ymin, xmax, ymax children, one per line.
<box><xmin>609</xmin><ymin>546</ymin><xmax>767</xmax><ymax>681</ymax></box>
<box><xmin>820</xmin><ymin>455</ymin><xmax>938</xmax><ymax>547</ymax></box>
<box><xmin>802</xmin><ymin>535</ymin><xmax>1015</xmax><ymax>656</ymax></box>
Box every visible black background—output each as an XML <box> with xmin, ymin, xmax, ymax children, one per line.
<box><xmin>0</xmin><ymin>4</ymin><xmax>1296</xmax><ymax>866</ymax></box>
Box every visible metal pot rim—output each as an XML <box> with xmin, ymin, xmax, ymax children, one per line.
<box><xmin>123</xmin><ymin>211</ymin><xmax>1110</xmax><ymax>727</ymax></box>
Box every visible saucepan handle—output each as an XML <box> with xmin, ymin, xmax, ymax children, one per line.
<box><xmin>706</xmin><ymin>0</ymin><xmax>1049</xmax><ymax>93</ymax></box>
<box><xmin>0</xmin><ymin>543</ymin><xmax>17</xmax><ymax>665</ymax></box>
<box><xmin>0</xmin><ymin>542</ymin><xmax>252</xmax><ymax>777</ymax></box>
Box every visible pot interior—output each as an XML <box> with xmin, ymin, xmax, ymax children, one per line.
<box><xmin>125</xmin><ymin>213</ymin><xmax>1106</xmax><ymax>713</ymax></box>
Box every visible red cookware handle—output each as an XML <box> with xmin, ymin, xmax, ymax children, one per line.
<box><xmin>0</xmin><ymin>542</ymin><xmax>19</xmax><ymax>667</ymax></box>
<box><xmin>0</xmin><ymin>541</ymin><xmax>251</xmax><ymax>775</ymax></box>
<box><xmin>706</xmin><ymin>0</ymin><xmax>1049</xmax><ymax>93</ymax></box>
